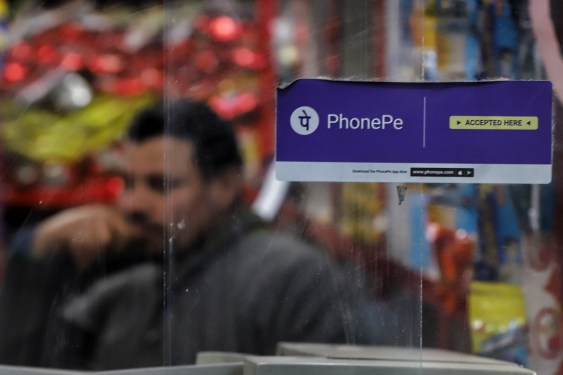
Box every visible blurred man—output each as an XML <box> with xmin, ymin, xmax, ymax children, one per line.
<box><xmin>0</xmin><ymin>99</ymin><xmax>382</xmax><ymax>370</ymax></box>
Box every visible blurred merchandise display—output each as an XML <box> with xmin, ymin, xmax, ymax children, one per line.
<box><xmin>0</xmin><ymin>0</ymin><xmax>275</xmax><ymax>216</ymax></box>
<box><xmin>337</xmin><ymin>183</ymin><xmax>386</xmax><ymax>247</ymax></box>
<box><xmin>390</xmin><ymin>0</ymin><xmax>537</xmax><ymax>82</ymax></box>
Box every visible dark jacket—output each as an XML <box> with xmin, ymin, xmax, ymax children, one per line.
<box><xmin>0</xmin><ymin>210</ymin><xmax>382</xmax><ymax>370</ymax></box>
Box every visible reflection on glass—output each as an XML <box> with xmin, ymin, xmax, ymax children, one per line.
<box><xmin>0</xmin><ymin>1</ymin><xmax>560</xmax><ymax>374</ymax></box>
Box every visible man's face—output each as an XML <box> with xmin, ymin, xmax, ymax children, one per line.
<box><xmin>115</xmin><ymin>136</ymin><xmax>217</xmax><ymax>254</ymax></box>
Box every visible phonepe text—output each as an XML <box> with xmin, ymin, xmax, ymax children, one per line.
<box><xmin>327</xmin><ymin>113</ymin><xmax>404</xmax><ymax>130</ymax></box>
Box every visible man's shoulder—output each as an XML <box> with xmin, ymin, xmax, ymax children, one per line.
<box><xmin>231</xmin><ymin>227</ymin><xmax>335</xmax><ymax>272</ymax></box>
<box><xmin>240</xmin><ymin>228</ymin><xmax>320</xmax><ymax>254</ymax></box>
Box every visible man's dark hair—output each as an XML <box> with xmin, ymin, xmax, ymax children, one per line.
<box><xmin>127</xmin><ymin>98</ymin><xmax>243</xmax><ymax>180</ymax></box>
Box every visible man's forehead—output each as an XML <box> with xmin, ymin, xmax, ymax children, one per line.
<box><xmin>117</xmin><ymin>136</ymin><xmax>197</xmax><ymax>171</ymax></box>
<box><xmin>121</xmin><ymin>136</ymin><xmax>194</xmax><ymax>155</ymax></box>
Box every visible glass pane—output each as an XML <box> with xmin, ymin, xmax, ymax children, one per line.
<box><xmin>0</xmin><ymin>1</ymin><xmax>558</xmax><ymax>374</ymax></box>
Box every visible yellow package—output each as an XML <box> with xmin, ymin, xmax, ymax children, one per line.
<box><xmin>468</xmin><ymin>281</ymin><xmax>528</xmax><ymax>366</ymax></box>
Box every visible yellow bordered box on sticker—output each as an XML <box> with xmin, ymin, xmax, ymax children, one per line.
<box><xmin>450</xmin><ymin>116</ymin><xmax>538</xmax><ymax>130</ymax></box>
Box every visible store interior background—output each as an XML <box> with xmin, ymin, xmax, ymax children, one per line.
<box><xmin>0</xmin><ymin>0</ymin><xmax>562</xmax><ymax>373</ymax></box>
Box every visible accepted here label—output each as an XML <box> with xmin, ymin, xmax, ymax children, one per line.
<box><xmin>449</xmin><ymin>116</ymin><xmax>538</xmax><ymax>130</ymax></box>
<box><xmin>275</xmin><ymin>79</ymin><xmax>553</xmax><ymax>184</ymax></box>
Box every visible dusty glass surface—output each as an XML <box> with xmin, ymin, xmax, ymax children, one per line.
<box><xmin>0</xmin><ymin>0</ymin><xmax>560</xmax><ymax>374</ymax></box>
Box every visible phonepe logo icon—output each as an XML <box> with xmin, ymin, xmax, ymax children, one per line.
<box><xmin>290</xmin><ymin>106</ymin><xmax>319</xmax><ymax>135</ymax></box>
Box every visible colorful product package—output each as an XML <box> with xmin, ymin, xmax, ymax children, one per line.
<box><xmin>468</xmin><ymin>281</ymin><xmax>528</xmax><ymax>366</ymax></box>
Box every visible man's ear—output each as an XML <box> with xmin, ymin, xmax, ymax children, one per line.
<box><xmin>208</xmin><ymin>166</ymin><xmax>244</xmax><ymax>211</ymax></box>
